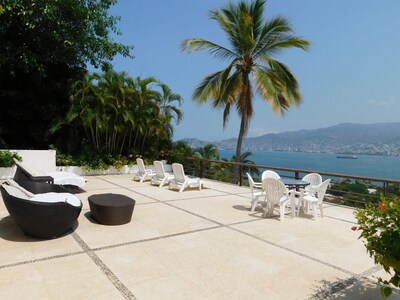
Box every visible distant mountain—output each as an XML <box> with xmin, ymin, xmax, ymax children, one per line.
<box><xmin>180</xmin><ymin>122</ymin><xmax>400</xmax><ymax>156</ymax></box>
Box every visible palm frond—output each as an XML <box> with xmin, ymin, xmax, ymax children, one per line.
<box><xmin>181</xmin><ymin>38</ymin><xmax>238</xmax><ymax>61</ymax></box>
<box><xmin>254</xmin><ymin>61</ymin><xmax>302</xmax><ymax>115</ymax></box>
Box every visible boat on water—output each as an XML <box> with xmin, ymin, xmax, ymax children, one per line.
<box><xmin>336</xmin><ymin>155</ymin><xmax>357</xmax><ymax>159</ymax></box>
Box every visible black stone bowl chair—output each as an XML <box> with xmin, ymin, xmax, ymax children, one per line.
<box><xmin>0</xmin><ymin>183</ymin><xmax>82</xmax><ymax>239</ymax></box>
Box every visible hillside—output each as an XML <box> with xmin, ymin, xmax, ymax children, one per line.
<box><xmin>181</xmin><ymin>122</ymin><xmax>400</xmax><ymax>156</ymax></box>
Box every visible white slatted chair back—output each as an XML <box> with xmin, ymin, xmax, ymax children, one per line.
<box><xmin>136</xmin><ymin>158</ymin><xmax>146</xmax><ymax>175</ymax></box>
<box><xmin>302</xmin><ymin>173</ymin><xmax>322</xmax><ymax>187</ymax></box>
<box><xmin>172</xmin><ymin>163</ymin><xmax>186</xmax><ymax>183</ymax></box>
<box><xmin>262</xmin><ymin>170</ymin><xmax>281</xmax><ymax>180</ymax></box>
<box><xmin>247</xmin><ymin>173</ymin><xmax>256</xmax><ymax>192</ymax></box>
<box><xmin>154</xmin><ymin>161</ymin><xmax>166</xmax><ymax>178</ymax></box>
<box><xmin>262</xmin><ymin>178</ymin><xmax>287</xmax><ymax>205</ymax></box>
<box><xmin>314</xmin><ymin>179</ymin><xmax>331</xmax><ymax>203</ymax></box>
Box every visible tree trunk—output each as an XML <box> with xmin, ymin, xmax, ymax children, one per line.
<box><xmin>232</xmin><ymin>115</ymin><xmax>246</xmax><ymax>184</ymax></box>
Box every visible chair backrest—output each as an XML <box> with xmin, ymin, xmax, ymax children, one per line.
<box><xmin>302</xmin><ymin>173</ymin><xmax>322</xmax><ymax>187</ymax></box>
<box><xmin>246</xmin><ymin>173</ymin><xmax>256</xmax><ymax>193</ymax></box>
<box><xmin>262</xmin><ymin>178</ymin><xmax>287</xmax><ymax>205</ymax></box>
<box><xmin>309</xmin><ymin>179</ymin><xmax>331</xmax><ymax>202</ymax></box>
<box><xmin>246</xmin><ymin>172</ymin><xmax>254</xmax><ymax>190</ymax></box>
<box><xmin>172</xmin><ymin>163</ymin><xmax>186</xmax><ymax>183</ymax></box>
<box><xmin>262</xmin><ymin>170</ymin><xmax>281</xmax><ymax>180</ymax></box>
<box><xmin>136</xmin><ymin>158</ymin><xmax>146</xmax><ymax>174</ymax></box>
<box><xmin>153</xmin><ymin>161</ymin><xmax>165</xmax><ymax>178</ymax></box>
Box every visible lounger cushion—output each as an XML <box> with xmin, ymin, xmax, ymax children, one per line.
<box><xmin>47</xmin><ymin>172</ymin><xmax>86</xmax><ymax>188</ymax></box>
<box><xmin>6</xmin><ymin>179</ymin><xmax>35</xmax><ymax>198</ymax></box>
<box><xmin>31</xmin><ymin>193</ymin><xmax>81</xmax><ymax>207</ymax></box>
<box><xmin>2</xmin><ymin>185</ymin><xmax>30</xmax><ymax>200</ymax></box>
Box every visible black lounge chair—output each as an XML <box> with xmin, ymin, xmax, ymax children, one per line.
<box><xmin>13</xmin><ymin>161</ymin><xmax>54</xmax><ymax>183</ymax></box>
<box><xmin>16</xmin><ymin>180</ymin><xmax>69</xmax><ymax>194</ymax></box>
<box><xmin>13</xmin><ymin>162</ymin><xmax>84</xmax><ymax>193</ymax></box>
<box><xmin>14</xmin><ymin>160</ymin><xmax>86</xmax><ymax>191</ymax></box>
<box><xmin>0</xmin><ymin>183</ymin><xmax>82</xmax><ymax>239</ymax></box>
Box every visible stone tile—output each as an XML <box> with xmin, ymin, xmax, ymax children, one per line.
<box><xmin>77</xmin><ymin>188</ymin><xmax>156</xmax><ymax>211</ymax></box>
<box><xmin>128</xmin><ymin>184</ymin><xmax>227</xmax><ymax>202</ymax></box>
<box><xmin>322</xmin><ymin>203</ymin><xmax>358</xmax><ymax>223</ymax></box>
<box><xmin>94</xmin><ymin>174</ymin><xmax>137</xmax><ymax>188</ymax></box>
<box><xmin>0</xmin><ymin>254</ymin><xmax>124</xmax><ymax>300</ymax></box>
<box><xmin>0</xmin><ymin>216</ymin><xmax>82</xmax><ymax>266</ymax></box>
<box><xmin>97</xmin><ymin>227</ymin><xmax>350</xmax><ymax>300</ymax></box>
<box><xmin>232</xmin><ymin>213</ymin><xmax>375</xmax><ymax>274</ymax></box>
<box><xmin>75</xmin><ymin>202</ymin><xmax>217</xmax><ymax>249</ymax></box>
<box><xmin>170</xmin><ymin>194</ymin><xmax>259</xmax><ymax>224</ymax></box>
<box><xmin>206</xmin><ymin>180</ymin><xmax>251</xmax><ymax>195</ymax></box>
<box><xmin>81</xmin><ymin>176</ymin><xmax>120</xmax><ymax>191</ymax></box>
<box><xmin>327</xmin><ymin>277</ymin><xmax>400</xmax><ymax>299</ymax></box>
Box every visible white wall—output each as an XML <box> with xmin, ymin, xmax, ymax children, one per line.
<box><xmin>12</xmin><ymin>150</ymin><xmax>56</xmax><ymax>173</ymax></box>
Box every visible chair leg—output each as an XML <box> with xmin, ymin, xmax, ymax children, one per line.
<box><xmin>319</xmin><ymin>203</ymin><xmax>324</xmax><ymax>218</ymax></box>
<box><xmin>280</xmin><ymin>205</ymin><xmax>285</xmax><ymax>222</ymax></box>
<box><xmin>140</xmin><ymin>176</ymin><xmax>145</xmax><ymax>183</ymax></box>
<box><xmin>312</xmin><ymin>203</ymin><xmax>317</xmax><ymax>220</ymax></box>
<box><xmin>179</xmin><ymin>183</ymin><xmax>185</xmax><ymax>193</ymax></box>
<box><xmin>263</xmin><ymin>203</ymin><xmax>269</xmax><ymax>217</ymax></box>
<box><xmin>290</xmin><ymin>196</ymin><xmax>295</xmax><ymax>218</ymax></box>
<box><xmin>159</xmin><ymin>178</ymin><xmax>166</xmax><ymax>188</ymax></box>
<box><xmin>250</xmin><ymin>199</ymin><xmax>257</xmax><ymax>212</ymax></box>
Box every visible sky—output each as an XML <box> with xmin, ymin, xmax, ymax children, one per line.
<box><xmin>107</xmin><ymin>0</ymin><xmax>400</xmax><ymax>142</ymax></box>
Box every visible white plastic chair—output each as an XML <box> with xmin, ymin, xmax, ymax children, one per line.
<box><xmin>133</xmin><ymin>158</ymin><xmax>156</xmax><ymax>183</ymax></box>
<box><xmin>261</xmin><ymin>170</ymin><xmax>281</xmax><ymax>180</ymax></box>
<box><xmin>299</xmin><ymin>179</ymin><xmax>331</xmax><ymax>220</ymax></box>
<box><xmin>302</xmin><ymin>173</ymin><xmax>322</xmax><ymax>191</ymax></box>
<box><xmin>246</xmin><ymin>173</ymin><xmax>265</xmax><ymax>212</ymax></box>
<box><xmin>262</xmin><ymin>178</ymin><xmax>295</xmax><ymax>221</ymax></box>
<box><xmin>169</xmin><ymin>163</ymin><xmax>202</xmax><ymax>193</ymax></box>
<box><xmin>295</xmin><ymin>173</ymin><xmax>323</xmax><ymax>211</ymax></box>
<box><xmin>151</xmin><ymin>161</ymin><xmax>174</xmax><ymax>187</ymax></box>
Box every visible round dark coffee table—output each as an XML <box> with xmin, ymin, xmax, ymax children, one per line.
<box><xmin>88</xmin><ymin>193</ymin><xmax>135</xmax><ymax>225</ymax></box>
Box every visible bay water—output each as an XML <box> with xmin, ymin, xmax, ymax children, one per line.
<box><xmin>219</xmin><ymin>150</ymin><xmax>400</xmax><ymax>181</ymax></box>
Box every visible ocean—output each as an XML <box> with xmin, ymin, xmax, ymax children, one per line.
<box><xmin>219</xmin><ymin>150</ymin><xmax>400</xmax><ymax>181</ymax></box>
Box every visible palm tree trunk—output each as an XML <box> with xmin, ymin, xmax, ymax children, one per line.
<box><xmin>232</xmin><ymin>115</ymin><xmax>246</xmax><ymax>184</ymax></box>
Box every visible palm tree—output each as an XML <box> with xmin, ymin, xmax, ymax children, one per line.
<box><xmin>158</xmin><ymin>82</ymin><xmax>183</xmax><ymax>125</ymax></box>
<box><xmin>182</xmin><ymin>0</ymin><xmax>309</xmax><ymax>182</ymax></box>
<box><xmin>155</xmin><ymin>82</ymin><xmax>184</xmax><ymax>150</ymax></box>
<box><xmin>195</xmin><ymin>144</ymin><xmax>220</xmax><ymax>160</ymax></box>
<box><xmin>231</xmin><ymin>151</ymin><xmax>260</xmax><ymax>177</ymax></box>
<box><xmin>195</xmin><ymin>143</ymin><xmax>220</xmax><ymax>179</ymax></box>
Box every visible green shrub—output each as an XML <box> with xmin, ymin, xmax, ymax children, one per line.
<box><xmin>0</xmin><ymin>150</ymin><xmax>22</xmax><ymax>167</ymax></box>
<box><xmin>354</xmin><ymin>196</ymin><xmax>400</xmax><ymax>297</ymax></box>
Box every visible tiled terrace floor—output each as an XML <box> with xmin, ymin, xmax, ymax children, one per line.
<box><xmin>0</xmin><ymin>174</ymin><xmax>399</xmax><ymax>299</ymax></box>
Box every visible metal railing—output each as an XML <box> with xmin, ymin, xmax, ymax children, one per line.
<box><xmin>173</xmin><ymin>156</ymin><xmax>400</xmax><ymax>207</ymax></box>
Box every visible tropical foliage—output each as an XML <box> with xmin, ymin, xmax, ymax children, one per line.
<box><xmin>354</xmin><ymin>196</ymin><xmax>400</xmax><ymax>297</ymax></box>
<box><xmin>195</xmin><ymin>144</ymin><xmax>220</xmax><ymax>160</ymax></box>
<box><xmin>330</xmin><ymin>180</ymin><xmax>378</xmax><ymax>206</ymax></box>
<box><xmin>51</xmin><ymin>65</ymin><xmax>183</xmax><ymax>158</ymax></box>
<box><xmin>0</xmin><ymin>150</ymin><xmax>22</xmax><ymax>168</ymax></box>
<box><xmin>0</xmin><ymin>0</ymin><xmax>132</xmax><ymax>149</ymax></box>
<box><xmin>182</xmin><ymin>0</ymin><xmax>309</xmax><ymax>182</ymax></box>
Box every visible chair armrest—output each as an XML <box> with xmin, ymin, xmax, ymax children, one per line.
<box><xmin>17</xmin><ymin>181</ymin><xmax>68</xmax><ymax>194</ymax></box>
<box><xmin>31</xmin><ymin>175</ymin><xmax>54</xmax><ymax>184</ymax></box>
